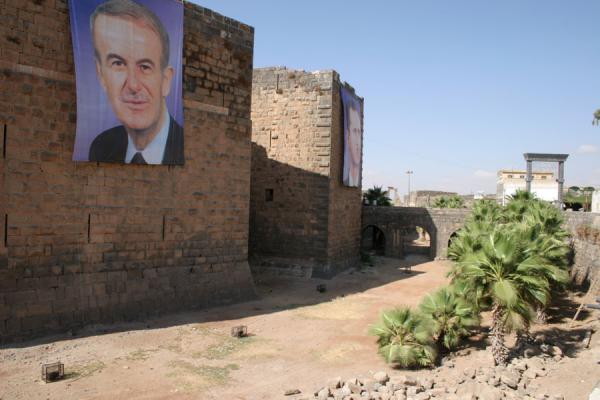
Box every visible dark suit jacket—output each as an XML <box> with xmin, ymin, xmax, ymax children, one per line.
<box><xmin>88</xmin><ymin>116</ymin><xmax>184</xmax><ymax>165</ymax></box>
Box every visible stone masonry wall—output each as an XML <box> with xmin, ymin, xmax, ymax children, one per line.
<box><xmin>564</xmin><ymin>212</ymin><xmax>600</xmax><ymax>284</ymax></box>
<box><xmin>363</xmin><ymin>207</ymin><xmax>600</xmax><ymax>285</ymax></box>
<box><xmin>362</xmin><ymin>206</ymin><xmax>470</xmax><ymax>260</ymax></box>
<box><xmin>0</xmin><ymin>1</ymin><xmax>256</xmax><ymax>342</ymax></box>
<box><xmin>250</xmin><ymin>68</ymin><xmax>332</xmax><ymax>265</ymax></box>
<box><xmin>250</xmin><ymin>68</ymin><xmax>362</xmax><ymax>277</ymax></box>
<box><xmin>327</xmin><ymin>77</ymin><xmax>362</xmax><ymax>276</ymax></box>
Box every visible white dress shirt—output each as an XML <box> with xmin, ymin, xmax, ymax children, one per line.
<box><xmin>125</xmin><ymin>108</ymin><xmax>170</xmax><ymax>164</ymax></box>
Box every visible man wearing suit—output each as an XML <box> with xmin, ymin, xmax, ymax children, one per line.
<box><xmin>88</xmin><ymin>0</ymin><xmax>184</xmax><ymax>165</ymax></box>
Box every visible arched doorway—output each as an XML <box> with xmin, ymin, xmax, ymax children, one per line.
<box><xmin>361</xmin><ymin>225</ymin><xmax>386</xmax><ymax>256</ymax></box>
<box><xmin>403</xmin><ymin>226</ymin><xmax>432</xmax><ymax>259</ymax></box>
<box><xmin>448</xmin><ymin>231</ymin><xmax>458</xmax><ymax>248</ymax></box>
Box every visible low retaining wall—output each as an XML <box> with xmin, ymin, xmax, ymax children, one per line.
<box><xmin>564</xmin><ymin>213</ymin><xmax>600</xmax><ymax>284</ymax></box>
<box><xmin>362</xmin><ymin>207</ymin><xmax>600</xmax><ymax>284</ymax></box>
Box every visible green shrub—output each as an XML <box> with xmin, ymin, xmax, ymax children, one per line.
<box><xmin>433</xmin><ymin>195</ymin><xmax>465</xmax><ymax>209</ymax></box>
<box><xmin>419</xmin><ymin>286</ymin><xmax>479</xmax><ymax>351</ymax></box>
<box><xmin>369</xmin><ymin>307</ymin><xmax>436</xmax><ymax>368</ymax></box>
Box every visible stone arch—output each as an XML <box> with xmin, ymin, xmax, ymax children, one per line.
<box><xmin>448</xmin><ymin>231</ymin><xmax>459</xmax><ymax>248</ymax></box>
<box><xmin>403</xmin><ymin>224</ymin><xmax>434</xmax><ymax>260</ymax></box>
<box><xmin>361</xmin><ymin>225</ymin><xmax>386</xmax><ymax>255</ymax></box>
<box><xmin>361</xmin><ymin>206</ymin><xmax>471</xmax><ymax>261</ymax></box>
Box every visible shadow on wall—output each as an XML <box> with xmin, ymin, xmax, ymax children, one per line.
<box><xmin>361</xmin><ymin>207</ymin><xmax>439</xmax><ymax>261</ymax></box>
<box><xmin>361</xmin><ymin>225</ymin><xmax>386</xmax><ymax>256</ymax></box>
<box><xmin>249</xmin><ymin>143</ymin><xmax>361</xmax><ymax>278</ymax></box>
<box><xmin>2</xmin><ymin>255</ymin><xmax>432</xmax><ymax>350</ymax></box>
<box><xmin>250</xmin><ymin>143</ymin><xmax>330</xmax><ymax>267</ymax></box>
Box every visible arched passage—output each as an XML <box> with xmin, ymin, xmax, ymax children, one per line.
<box><xmin>361</xmin><ymin>206</ymin><xmax>471</xmax><ymax>260</ymax></box>
<box><xmin>403</xmin><ymin>225</ymin><xmax>432</xmax><ymax>259</ymax></box>
<box><xmin>361</xmin><ymin>225</ymin><xmax>386</xmax><ymax>255</ymax></box>
<box><xmin>448</xmin><ymin>231</ymin><xmax>459</xmax><ymax>248</ymax></box>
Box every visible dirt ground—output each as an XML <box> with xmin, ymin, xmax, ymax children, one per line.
<box><xmin>1</xmin><ymin>256</ymin><xmax>599</xmax><ymax>400</ymax></box>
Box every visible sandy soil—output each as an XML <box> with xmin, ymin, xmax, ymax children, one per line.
<box><xmin>0</xmin><ymin>256</ymin><xmax>598</xmax><ymax>400</ymax></box>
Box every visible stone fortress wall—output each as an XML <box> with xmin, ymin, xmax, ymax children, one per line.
<box><xmin>1</xmin><ymin>1</ymin><xmax>596</xmax><ymax>344</ymax></box>
<box><xmin>250</xmin><ymin>68</ymin><xmax>362</xmax><ymax>278</ymax></box>
<box><xmin>363</xmin><ymin>206</ymin><xmax>600</xmax><ymax>284</ymax></box>
<box><xmin>0</xmin><ymin>1</ymin><xmax>257</xmax><ymax>342</ymax></box>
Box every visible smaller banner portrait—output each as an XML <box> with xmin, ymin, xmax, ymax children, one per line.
<box><xmin>341</xmin><ymin>87</ymin><xmax>363</xmax><ymax>187</ymax></box>
<box><xmin>69</xmin><ymin>0</ymin><xmax>184</xmax><ymax>165</ymax></box>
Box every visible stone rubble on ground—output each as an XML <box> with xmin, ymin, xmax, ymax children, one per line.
<box><xmin>298</xmin><ymin>341</ymin><xmax>569</xmax><ymax>400</ymax></box>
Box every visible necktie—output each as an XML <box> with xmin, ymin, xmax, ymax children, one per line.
<box><xmin>131</xmin><ymin>152</ymin><xmax>147</xmax><ymax>165</ymax></box>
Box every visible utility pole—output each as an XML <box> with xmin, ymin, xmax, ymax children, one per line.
<box><xmin>406</xmin><ymin>170</ymin><xmax>413</xmax><ymax>206</ymax></box>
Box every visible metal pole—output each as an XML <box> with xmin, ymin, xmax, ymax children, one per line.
<box><xmin>525</xmin><ymin>160</ymin><xmax>533</xmax><ymax>193</ymax></box>
<box><xmin>557</xmin><ymin>161</ymin><xmax>565</xmax><ymax>209</ymax></box>
<box><xmin>406</xmin><ymin>170</ymin><xmax>413</xmax><ymax>206</ymax></box>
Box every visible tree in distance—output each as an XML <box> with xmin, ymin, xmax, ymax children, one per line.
<box><xmin>363</xmin><ymin>186</ymin><xmax>392</xmax><ymax>206</ymax></box>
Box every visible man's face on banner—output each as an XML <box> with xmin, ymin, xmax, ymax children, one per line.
<box><xmin>348</xmin><ymin>106</ymin><xmax>362</xmax><ymax>166</ymax></box>
<box><xmin>93</xmin><ymin>14</ymin><xmax>173</xmax><ymax>133</ymax></box>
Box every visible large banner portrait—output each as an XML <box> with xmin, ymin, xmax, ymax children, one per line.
<box><xmin>341</xmin><ymin>87</ymin><xmax>363</xmax><ymax>187</ymax></box>
<box><xmin>69</xmin><ymin>0</ymin><xmax>184</xmax><ymax>165</ymax></box>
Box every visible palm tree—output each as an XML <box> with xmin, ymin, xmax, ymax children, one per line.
<box><xmin>450</xmin><ymin>278</ymin><xmax>488</xmax><ymax>314</ymax></box>
<box><xmin>516</xmin><ymin>222</ymin><xmax>570</xmax><ymax>323</ymax></box>
<box><xmin>433</xmin><ymin>195</ymin><xmax>465</xmax><ymax>209</ymax></box>
<box><xmin>593</xmin><ymin>109</ymin><xmax>600</xmax><ymax>125</ymax></box>
<box><xmin>447</xmin><ymin>200</ymin><xmax>504</xmax><ymax>263</ymax></box>
<box><xmin>470</xmin><ymin>200</ymin><xmax>504</xmax><ymax>225</ymax></box>
<box><xmin>447</xmin><ymin>222</ymin><xmax>487</xmax><ymax>264</ymax></box>
<box><xmin>363</xmin><ymin>186</ymin><xmax>392</xmax><ymax>206</ymax></box>
<box><xmin>509</xmin><ymin>189</ymin><xmax>536</xmax><ymax>202</ymax></box>
<box><xmin>522</xmin><ymin>200</ymin><xmax>569</xmax><ymax>239</ymax></box>
<box><xmin>456</xmin><ymin>226</ymin><xmax>553</xmax><ymax>365</ymax></box>
<box><xmin>369</xmin><ymin>307</ymin><xmax>437</xmax><ymax>368</ymax></box>
<box><xmin>447</xmin><ymin>195</ymin><xmax>465</xmax><ymax>209</ymax></box>
<box><xmin>419</xmin><ymin>286</ymin><xmax>479</xmax><ymax>351</ymax></box>
<box><xmin>504</xmin><ymin>190</ymin><xmax>537</xmax><ymax>223</ymax></box>
<box><xmin>432</xmin><ymin>196</ymin><xmax>448</xmax><ymax>208</ymax></box>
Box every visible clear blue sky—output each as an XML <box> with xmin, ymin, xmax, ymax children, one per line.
<box><xmin>193</xmin><ymin>0</ymin><xmax>600</xmax><ymax>195</ymax></box>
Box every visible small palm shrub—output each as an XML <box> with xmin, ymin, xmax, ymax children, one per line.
<box><xmin>449</xmin><ymin>278</ymin><xmax>487</xmax><ymax>311</ymax></box>
<box><xmin>456</xmin><ymin>225</ymin><xmax>555</xmax><ymax>365</ymax></box>
<box><xmin>369</xmin><ymin>307</ymin><xmax>436</xmax><ymax>368</ymax></box>
<box><xmin>419</xmin><ymin>286</ymin><xmax>479</xmax><ymax>351</ymax></box>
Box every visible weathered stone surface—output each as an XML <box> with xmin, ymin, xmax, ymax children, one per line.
<box><xmin>0</xmin><ymin>0</ymin><xmax>256</xmax><ymax>343</ymax></box>
<box><xmin>250</xmin><ymin>68</ymin><xmax>363</xmax><ymax>278</ymax></box>
<box><xmin>525</xmin><ymin>358</ymin><xmax>545</xmax><ymax>371</ymax></box>
<box><xmin>500</xmin><ymin>372</ymin><xmax>519</xmax><ymax>389</ymax></box>
<box><xmin>374</xmin><ymin>371</ymin><xmax>390</xmax><ymax>384</ymax></box>
<box><xmin>463</xmin><ymin>368</ymin><xmax>476</xmax><ymax>379</ymax></box>
<box><xmin>328</xmin><ymin>377</ymin><xmax>342</xmax><ymax>390</ymax></box>
<box><xmin>396</xmin><ymin>376</ymin><xmax>418</xmax><ymax>386</ymax></box>
<box><xmin>523</xmin><ymin>369</ymin><xmax>538</xmax><ymax>380</ymax></box>
<box><xmin>419</xmin><ymin>378</ymin><xmax>433</xmax><ymax>390</ymax></box>
<box><xmin>345</xmin><ymin>382</ymin><xmax>362</xmax><ymax>394</ymax></box>
<box><xmin>316</xmin><ymin>387</ymin><xmax>330</xmax><ymax>400</ymax></box>
<box><xmin>477</xmin><ymin>386</ymin><xmax>503</xmax><ymax>400</ymax></box>
<box><xmin>428</xmin><ymin>387</ymin><xmax>446</xmax><ymax>396</ymax></box>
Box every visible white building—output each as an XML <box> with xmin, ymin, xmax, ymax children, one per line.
<box><xmin>387</xmin><ymin>186</ymin><xmax>401</xmax><ymax>206</ymax></box>
<box><xmin>496</xmin><ymin>170</ymin><xmax>558</xmax><ymax>206</ymax></box>
<box><xmin>593</xmin><ymin>189</ymin><xmax>600</xmax><ymax>213</ymax></box>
